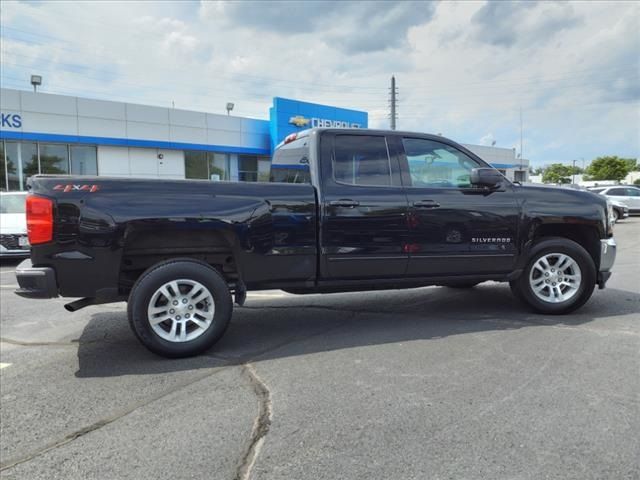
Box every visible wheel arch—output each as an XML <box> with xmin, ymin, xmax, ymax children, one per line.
<box><xmin>118</xmin><ymin>222</ymin><xmax>243</xmax><ymax>294</ymax></box>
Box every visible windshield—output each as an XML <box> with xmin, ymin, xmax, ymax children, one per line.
<box><xmin>0</xmin><ymin>194</ymin><xmax>26</xmax><ymax>214</ymax></box>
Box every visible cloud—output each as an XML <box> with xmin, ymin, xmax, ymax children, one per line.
<box><xmin>470</xmin><ymin>1</ymin><xmax>581</xmax><ymax>47</ymax></box>
<box><xmin>479</xmin><ymin>133</ymin><xmax>496</xmax><ymax>146</ymax></box>
<box><xmin>0</xmin><ymin>0</ymin><xmax>637</xmax><ymax>166</ymax></box>
<box><xmin>206</xmin><ymin>0</ymin><xmax>437</xmax><ymax>54</ymax></box>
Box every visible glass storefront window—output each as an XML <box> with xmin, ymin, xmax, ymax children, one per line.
<box><xmin>185</xmin><ymin>151</ymin><xmax>208</xmax><ymax>179</ymax></box>
<box><xmin>39</xmin><ymin>144</ymin><xmax>69</xmax><ymax>175</ymax></box>
<box><xmin>4</xmin><ymin>142</ymin><xmax>20</xmax><ymax>191</ymax></box>
<box><xmin>70</xmin><ymin>146</ymin><xmax>98</xmax><ymax>175</ymax></box>
<box><xmin>20</xmin><ymin>143</ymin><xmax>39</xmax><ymax>190</ymax></box>
<box><xmin>238</xmin><ymin>155</ymin><xmax>258</xmax><ymax>182</ymax></box>
<box><xmin>208</xmin><ymin>153</ymin><xmax>228</xmax><ymax>181</ymax></box>
<box><xmin>0</xmin><ymin>142</ymin><xmax>5</xmax><ymax>191</ymax></box>
<box><xmin>257</xmin><ymin>156</ymin><xmax>271</xmax><ymax>182</ymax></box>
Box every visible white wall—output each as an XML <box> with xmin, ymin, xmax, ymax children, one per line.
<box><xmin>97</xmin><ymin>145</ymin><xmax>184</xmax><ymax>179</ymax></box>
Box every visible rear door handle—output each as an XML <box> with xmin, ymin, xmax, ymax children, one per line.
<box><xmin>413</xmin><ymin>199</ymin><xmax>440</xmax><ymax>209</ymax></box>
<box><xmin>329</xmin><ymin>199</ymin><xmax>360</xmax><ymax>208</ymax></box>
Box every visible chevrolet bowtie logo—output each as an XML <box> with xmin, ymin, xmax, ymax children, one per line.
<box><xmin>289</xmin><ymin>115</ymin><xmax>311</xmax><ymax>128</ymax></box>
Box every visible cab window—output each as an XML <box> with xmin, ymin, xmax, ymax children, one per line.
<box><xmin>333</xmin><ymin>135</ymin><xmax>392</xmax><ymax>187</ymax></box>
<box><xmin>402</xmin><ymin>138</ymin><xmax>482</xmax><ymax>188</ymax></box>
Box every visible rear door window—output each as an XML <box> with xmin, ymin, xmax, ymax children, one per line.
<box><xmin>608</xmin><ymin>188</ymin><xmax>627</xmax><ymax>196</ymax></box>
<box><xmin>333</xmin><ymin>135</ymin><xmax>392</xmax><ymax>187</ymax></box>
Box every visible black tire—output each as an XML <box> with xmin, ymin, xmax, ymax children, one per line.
<box><xmin>612</xmin><ymin>209</ymin><xmax>620</xmax><ymax>223</ymax></box>
<box><xmin>127</xmin><ymin>258</ymin><xmax>232</xmax><ymax>358</ymax></box>
<box><xmin>440</xmin><ymin>281</ymin><xmax>481</xmax><ymax>289</ymax></box>
<box><xmin>510</xmin><ymin>237</ymin><xmax>596</xmax><ymax>315</ymax></box>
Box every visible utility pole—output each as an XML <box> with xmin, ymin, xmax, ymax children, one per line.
<box><xmin>572</xmin><ymin>159</ymin><xmax>577</xmax><ymax>185</ymax></box>
<box><xmin>519</xmin><ymin>107</ymin><xmax>523</xmax><ymax>173</ymax></box>
<box><xmin>389</xmin><ymin>75</ymin><xmax>398</xmax><ymax>130</ymax></box>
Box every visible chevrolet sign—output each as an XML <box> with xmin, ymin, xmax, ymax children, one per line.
<box><xmin>289</xmin><ymin>116</ymin><xmax>311</xmax><ymax>128</ymax></box>
<box><xmin>289</xmin><ymin>115</ymin><xmax>361</xmax><ymax>129</ymax></box>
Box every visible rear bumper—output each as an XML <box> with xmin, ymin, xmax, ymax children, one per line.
<box><xmin>597</xmin><ymin>237</ymin><xmax>616</xmax><ymax>289</ymax></box>
<box><xmin>15</xmin><ymin>259</ymin><xmax>59</xmax><ymax>299</ymax></box>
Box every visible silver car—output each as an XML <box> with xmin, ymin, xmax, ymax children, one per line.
<box><xmin>0</xmin><ymin>192</ymin><xmax>30</xmax><ymax>257</ymax></box>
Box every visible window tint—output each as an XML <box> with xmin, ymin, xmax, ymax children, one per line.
<box><xmin>607</xmin><ymin>188</ymin><xmax>626</xmax><ymax>196</ymax></box>
<box><xmin>402</xmin><ymin>138</ymin><xmax>481</xmax><ymax>188</ymax></box>
<box><xmin>334</xmin><ymin>135</ymin><xmax>391</xmax><ymax>186</ymax></box>
<box><xmin>625</xmin><ymin>188</ymin><xmax>640</xmax><ymax>197</ymax></box>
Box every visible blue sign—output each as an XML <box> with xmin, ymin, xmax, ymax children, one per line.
<box><xmin>0</xmin><ymin>113</ymin><xmax>22</xmax><ymax>129</ymax></box>
<box><xmin>269</xmin><ymin>97</ymin><xmax>368</xmax><ymax>152</ymax></box>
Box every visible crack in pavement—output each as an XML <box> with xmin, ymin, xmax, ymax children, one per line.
<box><xmin>0</xmin><ymin>366</ymin><xmax>230</xmax><ymax>472</ymax></box>
<box><xmin>234</xmin><ymin>363</ymin><xmax>273</xmax><ymax>480</ymax></box>
<box><xmin>0</xmin><ymin>337</ymin><xmax>81</xmax><ymax>347</ymax></box>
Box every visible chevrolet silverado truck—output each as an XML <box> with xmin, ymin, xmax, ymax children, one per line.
<box><xmin>15</xmin><ymin>128</ymin><xmax>617</xmax><ymax>357</ymax></box>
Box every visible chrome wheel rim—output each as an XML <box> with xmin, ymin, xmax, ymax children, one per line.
<box><xmin>529</xmin><ymin>253</ymin><xmax>582</xmax><ymax>304</ymax></box>
<box><xmin>147</xmin><ymin>279</ymin><xmax>215</xmax><ymax>343</ymax></box>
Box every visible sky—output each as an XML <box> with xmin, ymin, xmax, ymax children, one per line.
<box><xmin>0</xmin><ymin>0</ymin><xmax>638</xmax><ymax>167</ymax></box>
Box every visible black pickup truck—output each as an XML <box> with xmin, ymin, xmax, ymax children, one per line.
<box><xmin>16</xmin><ymin>128</ymin><xmax>617</xmax><ymax>357</ymax></box>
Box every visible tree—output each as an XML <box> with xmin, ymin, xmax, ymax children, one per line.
<box><xmin>542</xmin><ymin>163</ymin><xmax>573</xmax><ymax>184</ymax></box>
<box><xmin>584</xmin><ymin>156</ymin><xmax>632</xmax><ymax>181</ymax></box>
<box><xmin>634</xmin><ymin>178</ymin><xmax>640</xmax><ymax>186</ymax></box>
<box><xmin>622</xmin><ymin>158</ymin><xmax>638</xmax><ymax>172</ymax></box>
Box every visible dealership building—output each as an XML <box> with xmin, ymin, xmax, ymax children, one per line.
<box><xmin>0</xmin><ymin>87</ymin><xmax>528</xmax><ymax>191</ymax></box>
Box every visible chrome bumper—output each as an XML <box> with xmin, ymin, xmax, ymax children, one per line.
<box><xmin>597</xmin><ymin>238</ymin><xmax>616</xmax><ymax>289</ymax></box>
<box><xmin>600</xmin><ymin>238</ymin><xmax>616</xmax><ymax>272</ymax></box>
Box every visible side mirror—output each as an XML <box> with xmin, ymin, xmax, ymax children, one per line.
<box><xmin>471</xmin><ymin>168</ymin><xmax>503</xmax><ymax>188</ymax></box>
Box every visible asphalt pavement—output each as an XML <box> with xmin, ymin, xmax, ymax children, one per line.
<box><xmin>1</xmin><ymin>219</ymin><xmax>639</xmax><ymax>480</ymax></box>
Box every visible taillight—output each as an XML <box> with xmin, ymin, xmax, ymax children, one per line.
<box><xmin>26</xmin><ymin>195</ymin><xmax>54</xmax><ymax>245</ymax></box>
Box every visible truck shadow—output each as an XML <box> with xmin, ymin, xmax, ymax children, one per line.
<box><xmin>74</xmin><ymin>283</ymin><xmax>640</xmax><ymax>378</ymax></box>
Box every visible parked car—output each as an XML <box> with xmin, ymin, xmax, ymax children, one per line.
<box><xmin>0</xmin><ymin>192</ymin><xmax>30</xmax><ymax>258</ymax></box>
<box><xmin>592</xmin><ymin>186</ymin><xmax>640</xmax><ymax>214</ymax></box>
<box><xmin>609</xmin><ymin>199</ymin><xmax>629</xmax><ymax>223</ymax></box>
<box><xmin>15</xmin><ymin>128</ymin><xmax>616</xmax><ymax>357</ymax></box>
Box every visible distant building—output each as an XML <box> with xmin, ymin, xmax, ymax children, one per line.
<box><xmin>462</xmin><ymin>144</ymin><xmax>529</xmax><ymax>183</ymax></box>
<box><xmin>1</xmin><ymin>87</ymin><xmax>528</xmax><ymax>190</ymax></box>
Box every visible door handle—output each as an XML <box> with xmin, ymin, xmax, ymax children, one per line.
<box><xmin>329</xmin><ymin>199</ymin><xmax>360</xmax><ymax>208</ymax></box>
<box><xmin>413</xmin><ymin>199</ymin><xmax>440</xmax><ymax>208</ymax></box>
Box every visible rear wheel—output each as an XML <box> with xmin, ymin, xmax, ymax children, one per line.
<box><xmin>128</xmin><ymin>259</ymin><xmax>232</xmax><ymax>358</ymax></box>
<box><xmin>510</xmin><ymin>238</ymin><xmax>596</xmax><ymax>314</ymax></box>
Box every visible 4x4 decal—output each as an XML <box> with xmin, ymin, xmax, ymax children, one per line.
<box><xmin>53</xmin><ymin>184</ymin><xmax>100</xmax><ymax>193</ymax></box>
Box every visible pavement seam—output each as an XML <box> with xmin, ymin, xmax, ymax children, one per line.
<box><xmin>0</xmin><ymin>366</ymin><xmax>231</xmax><ymax>472</ymax></box>
<box><xmin>234</xmin><ymin>363</ymin><xmax>273</xmax><ymax>480</ymax></box>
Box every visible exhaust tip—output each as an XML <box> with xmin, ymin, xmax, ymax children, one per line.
<box><xmin>64</xmin><ymin>298</ymin><xmax>94</xmax><ymax>312</ymax></box>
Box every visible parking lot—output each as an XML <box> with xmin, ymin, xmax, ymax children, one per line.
<box><xmin>0</xmin><ymin>219</ymin><xmax>638</xmax><ymax>480</ymax></box>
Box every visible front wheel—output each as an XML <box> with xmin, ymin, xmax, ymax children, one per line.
<box><xmin>128</xmin><ymin>259</ymin><xmax>233</xmax><ymax>358</ymax></box>
<box><xmin>510</xmin><ymin>238</ymin><xmax>596</xmax><ymax>314</ymax></box>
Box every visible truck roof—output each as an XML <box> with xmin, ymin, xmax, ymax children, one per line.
<box><xmin>276</xmin><ymin>127</ymin><xmax>460</xmax><ymax>150</ymax></box>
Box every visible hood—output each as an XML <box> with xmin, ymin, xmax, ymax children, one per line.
<box><xmin>518</xmin><ymin>183</ymin><xmax>607</xmax><ymax>207</ymax></box>
<box><xmin>0</xmin><ymin>213</ymin><xmax>27</xmax><ymax>234</ymax></box>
